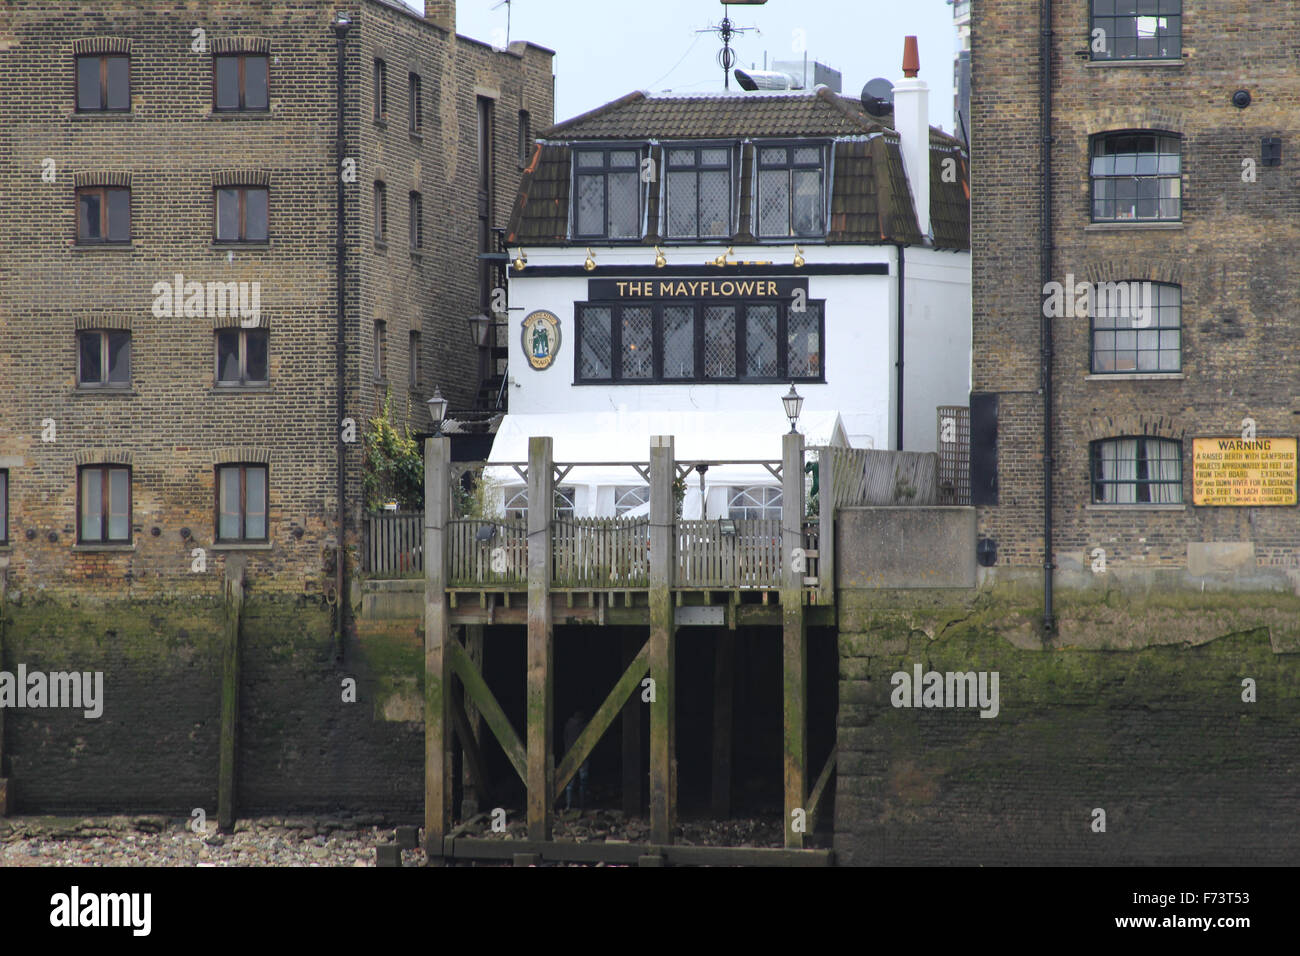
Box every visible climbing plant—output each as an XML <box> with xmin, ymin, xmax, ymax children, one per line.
<box><xmin>362</xmin><ymin>390</ymin><xmax>424</xmax><ymax>511</ymax></box>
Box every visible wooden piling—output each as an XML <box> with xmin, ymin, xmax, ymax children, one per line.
<box><xmin>0</xmin><ymin>559</ymin><xmax>9</xmax><ymax>815</ymax></box>
<box><xmin>781</xmin><ymin>432</ymin><xmax>807</xmax><ymax>849</ymax></box>
<box><xmin>461</xmin><ymin>624</ymin><xmax>485</xmax><ymax>813</ymax></box>
<box><xmin>648</xmin><ymin>435</ymin><xmax>677</xmax><ymax>844</ymax></box>
<box><xmin>526</xmin><ymin>437</ymin><xmax>555</xmax><ymax>841</ymax></box>
<box><xmin>818</xmin><ymin>445</ymin><xmax>836</xmax><ymax>606</ymax></box>
<box><xmin>710</xmin><ymin>630</ymin><xmax>734</xmax><ymax>819</ymax></box>
<box><xmin>424</xmin><ymin>437</ymin><xmax>454</xmax><ymax>854</ymax></box>
<box><xmin>621</xmin><ymin>628</ymin><xmax>644</xmax><ymax>817</ymax></box>
<box><xmin>218</xmin><ymin>555</ymin><xmax>246</xmax><ymax>832</ymax></box>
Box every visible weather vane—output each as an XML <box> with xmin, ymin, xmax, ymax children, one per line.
<box><xmin>698</xmin><ymin>0</ymin><xmax>767</xmax><ymax>91</ymax></box>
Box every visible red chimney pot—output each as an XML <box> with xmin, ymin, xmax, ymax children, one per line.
<box><xmin>902</xmin><ymin>36</ymin><xmax>920</xmax><ymax>78</ymax></box>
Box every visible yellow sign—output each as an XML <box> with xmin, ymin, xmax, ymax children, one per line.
<box><xmin>1192</xmin><ymin>437</ymin><xmax>1297</xmax><ymax>506</ymax></box>
<box><xmin>521</xmin><ymin>310</ymin><xmax>560</xmax><ymax>370</ymax></box>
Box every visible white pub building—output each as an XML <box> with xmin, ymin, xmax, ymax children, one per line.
<box><xmin>490</xmin><ymin>40</ymin><xmax>970</xmax><ymax>520</ymax></box>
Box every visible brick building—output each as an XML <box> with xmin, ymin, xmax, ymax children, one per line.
<box><xmin>972</xmin><ymin>0</ymin><xmax>1300</xmax><ymax>615</ymax></box>
<box><xmin>0</xmin><ymin>0</ymin><xmax>553</xmax><ymax>599</ymax></box>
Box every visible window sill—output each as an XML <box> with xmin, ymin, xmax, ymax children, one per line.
<box><xmin>71</xmin><ymin>242</ymin><xmax>135</xmax><ymax>252</ymax></box>
<box><xmin>374</xmin><ymin>240</ymin><xmax>389</xmax><ymax>252</ymax></box>
<box><xmin>374</xmin><ymin>117</ymin><xmax>388</xmax><ymax>128</ymax></box>
<box><xmin>1086</xmin><ymin>373</ymin><xmax>1184</xmax><ymax>381</ymax></box>
<box><xmin>211</xmin><ymin>242</ymin><xmax>271</xmax><ymax>251</ymax></box>
<box><xmin>410</xmin><ymin>250</ymin><xmax>424</xmax><ymax>261</ymax></box>
<box><xmin>211</xmin><ymin>542</ymin><xmax>273</xmax><ymax>551</ymax></box>
<box><xmin>212</xmin><ymin>385</ymin><xmax>272</xmax><ymax>394</ymax></box>
<box><xmin>72</xmin><ymin>543</ymin><xmax>136</xmax><ymax>552</ymax></box>
<box><xmin>1085</xmin><ymin>504</ymin><xmax>1186</xmax><ymax>512</ymax></box>
<box><xmin>1085</xmin><ymin>58</ymin><xmax>1185</xmax><ymax>68</ymax></box>
<box><xmin>69</xmin><ymin>111</ymin><xmax>135</xmax><ymax>120</ymax></box>
<box><xmin>1085</xmin><ymin>221</ymin><xmax>1183</xmax><ymax>232</ymax></box>
<box><xmin>207</xmin><ymin>109</ymin><xmax>274</xmax><ymax>119</ymax></box>
<box><xmin>74</xmin><ymin>387</ymin><xmax>139</xmax><ymax>396</ymax></box>
<box><xmin>409</xmin><ymin>131</ymin><xmax>423</xmax><ymax>142</ymax></box>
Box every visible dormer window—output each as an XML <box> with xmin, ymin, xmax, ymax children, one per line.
<box><xmin>665</xmin><ymin>145</ymin><xmax>732</xmax><ymax>239</ymax></box>
<box><xmin>756</xmin><ymin>145</ymin><xmax>825</xmax><ymax>238</ymax></box>
<box><xmin>573</xmin><ymin>148</ymin><xmax>642</xmax><ymax>240</ymax></box>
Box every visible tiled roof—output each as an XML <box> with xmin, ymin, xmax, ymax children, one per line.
<box><xmin>508</xmin><ymin>89</ymin><xmax>970</xmax><ymax>249</ymax></box>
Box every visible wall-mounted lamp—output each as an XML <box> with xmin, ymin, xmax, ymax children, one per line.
<box><xmin>781</xmin><ymin>383</ymin><xmax>804</xmax><ymax>434</ymax></box>
<box><xmin>512</xmin><ymin>248</ymin><xmax>527</xmax><ymax>271</ymax></box>
<box><xmin>466</xmin><ymin>312</ymin><xmax>493</xmax><ymax>348</ymax></box>
<box><xmin>793</xmin><ymin>244</ymin><xmax>805</xmax><ymax>269</ymax></box>
<box><xmin>427</xmin><ymin>386</ymin><xmax>448</xmax><ymax>436</ymax></box>
<box><xmin>584</xmin><ymin>248</ymin><xmax>597</xmax><ymax>271</ymax></box>
<box><xmin>332</xmin><ymin>11</ymin><xmax>352</xmax><ymax>37</ymax></box>
<box><xmin>654</xmin><ymin>245</ymin><xmax>667</xmax><ymax>268</ymax></box>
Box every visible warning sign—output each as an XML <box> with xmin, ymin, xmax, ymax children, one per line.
<box><xmin>1192</xmin><ymin>437</ymin><xmax>1297</xmax><ymax>506</ymax></box>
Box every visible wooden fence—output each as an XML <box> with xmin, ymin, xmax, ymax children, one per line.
<box><xmin>802</xmin><ymin>519</ymin><xmax>820</xmax><ymax>586</ymax></box>
<box><xmin>830</xmin><ymin>447</ymin><xmax>938</xmax><ymax>508</ymax></box>
<box><xmin>675</xmin><ymin>518</ymin><xmax>782</xmax><ymax>588</ymax></box>
<box><xmin>936</xmin><ymin>405</ymin><xmax>972</xmax><ymax>505</ymax></box>
<box><xmin>364</xmin><ymin>511</ymin><xmax>423</xmax><ymax>575</ymax></box>
<box><xmin>552</xmin><ymin>517</ymin><xmax>650</xmax><ymax>588</ymax></box>
<box><xmin>446</xmin><ymin>518</ymin><xmax>528</xmax><ymax>587</ymax></box>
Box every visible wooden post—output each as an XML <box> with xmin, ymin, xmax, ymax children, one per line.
<box><xmin>218</xmin><ymin>555</ymin><xmax>246</xmax><ymax>832</ymax></box>
<box><xmin>781</xmin><ymin>431</ymin><xmax>807</xmax><ymax>849</ymax></box>
<box><xmin>0</xmin><ymin>559</ymin><xmax>10</xmax><ymax>816</ymax></box>
<box><xmin>461</xmin><ymin>623</ymin><xmax>485</xmax><ymax>815</ymax></box>
<box><xmin>818</xmin><ymin>446</ymin><xmax>836</xmax><ymax>605</ymax></box>
<box><xmin>621</xmin><ymin>628</ymin><xmax>644</xmax><ymax>817</ymax></box>
<box><xmin>424</xmin><ymin>437</ymin><xmax>453</xmax><ymax>855</ymax></box>
<box><xmin>648</xmin><ymin>435</ymin><xmax>676</xmax><ymax>844</ymax></box>
<box><xmin>526</xmin><ymin>436</ymin><xmax>555</xmax><ymax>841</ymax></box>
<box><xmin>710</xmin><ymin>630</ymin><xmax>734</xmax><ymax>818</ymax></box>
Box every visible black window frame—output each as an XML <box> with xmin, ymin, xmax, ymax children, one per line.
<box><xmin>215</xmin><ymin>463</ymin><xmax>269</xmax><ymax>544</ymax></box>
<box><xmin>214</xmin><ymin>327</ymin><xmax>269</xmax><ymax>387</ymax></box>
<box><xmin>213</xmin><ymin>53</ymin><xmax>269</xmax><ymax>112</ymax></box>
<box><xmin>75</xmin><ymin>53</ymin><xmax>131</xmax><ymax>113</ymax></box>
<box><xmin>1089</xmin><ymin>280</ymin><xmax>1182</xmax><ymax>374</ymax></box>
<box><xmin>571</xmin><ymin>145</ymin><xmax>645</xmax><ymax>241</ymax></box>
<box><xmin>663</xmin><ymin>141</ymin><xmax>736</xmax><ymax>241</ymax></box>
<box><xmin>408</xmin><ymin>71</ymin><xmax>422</xmax><ymax>132</ymax></box>
<box><xmin>1089</xmin><ymin>0</ymin><xmax>1182</xmax><ymax>62</ymax></box>
<box><xmin>1090</xmin><ymin>130</ymin><xmax>1182</xmax><ymax>223</ymax></box>
<box><xmin>77</xmin><ymin>329</ymin><xmax>132</xmax><ymax>388</ymax></box>
<box><xmin>214</xmin><ymin>185</ymin><xmax>269</xmax><ymax>243</ymax></box>
<box><xmin>575</xmin><ymin>298</ymin><xmax>825</xmax><ymax>385</ymax></box>
<box><xmin>0</xmin><ymin>469</ymin><xmax>8</xmax><ymax>546</ymax></box>
<box><xmin>1090</xmin><ymin>436</ymin><xmax>1184</xmax><ymax>504</ymax></box>
<box><xmin>373</xmin><ymin>58</ymin><xmax>387</xmax><ymax>120</ymax></box>
<box><xmin>408</xmin><ymin>190</ymin><xmax>423</xmax><ymax>249</ymax></box>
<box><xmin>754</xmin><ymin>141</ymin><xmax>828</xmax><ymax>239</ymax></box>
<box><xmin>77</xmin><ymin>464</ymin><xmax>132</xmax><ymax>544</ymax></box>
<box><xmin>76</xmin><ymin>185</ymin><xmax>131</xmax><ymax>244</ymax></box>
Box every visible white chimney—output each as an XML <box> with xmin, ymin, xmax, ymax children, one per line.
<box><xmin>892</xmin><ymin>36</ymin><xmax>930</xmax><ymax>240</ymax></box>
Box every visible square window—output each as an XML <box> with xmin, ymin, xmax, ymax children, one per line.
<box><xmin>214</xmin><ymin>54</ymin><xmax>268</xmax><ymax>111</ymax></box>
<box><xmin>215</xmin><ymin>186</ymin><xmax>269</xmax><ymax>242</ymax></box>
<box><xmin>78</xmin><ymin>330</ymin><xmax>131</xmax><ymax>386</ymax></box>
<box><xmin>216</xmin><ymin>329</ymin><xmax>268</xmax><ymax>385</ymax></box>
<box><xmin>77</xmin><ymin>187</ymin><xmax>130</xmax><ymax>244</ymax></box>
<box><xmin>76</xmin><ymin>55</ymin><xmax>130</xmax><ymax>112</ymax></box>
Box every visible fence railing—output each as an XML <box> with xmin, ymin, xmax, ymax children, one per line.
<box><xmin>830</xmin><ymin>447</ymin><xmax>938</xmax><ymax>508</ymax></box>
<box><xmin>675</xmin><ymin>518</ymin><xmax>782</xmax><ymax>589</ymax></box>
<box><xmin>801</xmin><ymin>519</ymin><xmax>820</xmax><ymax>585</ymax></box>
<box><xmin>364</xmin><ymin>511</ymin><xmax>423</xmax><ymax>575</ymax></box>
<box><xmin>552</xmin><ymin>517</ymin><xmax>650</xmax><ymax>588</ymax></box>
<box><xmin>446</xmin><ymin>518</ymin><xmax>527</xmax><ymax>587</ymax></box>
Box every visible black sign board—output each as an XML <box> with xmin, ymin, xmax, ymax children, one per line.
<box><xmin>588</xmin><ymin>277</ymin><xmax>809</xmax><ymax>300</ymax></box>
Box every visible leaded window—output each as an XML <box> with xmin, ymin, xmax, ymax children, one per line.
<box><xmin>573</xmin><ymin>148</ymin><xmax>642</xmax><ymax>240</ymax></box>
<box><xmin>666</xmin><ymin>145</ymin><xmax>732</xmax><ymax>239</ymax></box>
<box><xmin>1091</xmin><ymin>132</ymin><xmax>1181</xmax><ymax>221</ymax></box>
<box><xmin>1091</xmin><ymin>281</ymin><xmax>1181</xmax><ymax>373</ymax></box>
<box><xmin>1090</xmin><ymin>437</ymin><xmax>1182</xmax><ymax>504</ymax></box>
<box><xmin>756</xmin><ymin>145</ymin><xmax>825</xmax><ymax>238</ymax></box>
<box><xmin>1090</xmin><ymin>1</ymin><xmax>1181</xmax><ymax>61</ymax></box>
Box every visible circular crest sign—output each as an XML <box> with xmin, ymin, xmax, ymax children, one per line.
<box><xmin>521</xmin><ymin>310</ymin><xmax>561</xmax><ymax>370</ymax></box>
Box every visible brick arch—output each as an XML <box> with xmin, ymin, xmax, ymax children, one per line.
<box><xmin>75</xmin><ymin>449</ymin><xmax>132</xmax><ymax>466</ymax></box>
<box><xmin>1085</xmin><ymin>106</ymin><xmax>1186</xmax><ymax>137</ymax></box>
<box><xmin>210</xmin><ymin>447</ymin><xmax>271</xmax><ymax>465</ymax></box>
<box><xmin>72</xmin><ymin>37</ymin><xmax>132</xmax><ymax>55</ymax></box>
<box><xmin>1079</xmin><ymin>257</ymin><xmax>1184</xmax><ymax>287</ymax></box>
<box><xmin>1080</xmin><ymin>414</ymin><xmax>1186</xmax><ymax>444</ymax></box>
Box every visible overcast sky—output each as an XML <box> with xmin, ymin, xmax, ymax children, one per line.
<box><xmin>404</xmin><ymin>0</ymin><xmax>960</xmax><ymax>133</ymax></box>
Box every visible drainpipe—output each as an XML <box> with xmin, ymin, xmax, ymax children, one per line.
<box><xmin>1039</xmin><ymin>0</ymin><xmax>1056</xmax><ymax>631</ymax></box>
<box><xmin>333</xmin><ymin>12</ymin><xmax>352</xmax><ymax>658</ymax></box>
<box><xmin>895</xmin><ymin>243</ymin><xmax>905</xmax><ymax>450</ymax></box>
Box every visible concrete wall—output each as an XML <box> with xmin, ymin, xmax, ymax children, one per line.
<box><xmin>836</xmin><ymin>507</ymin><xmax>976</xmax><ymax>589</ymax></box>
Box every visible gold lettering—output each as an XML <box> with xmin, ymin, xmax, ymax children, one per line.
<box><xmin>737</xmin><ymin>281</ymin><xmax>754</xmax><ymax>296</ymax></box>
<box><xmin>768</xmin><ymin>281</ymin><xmax>778</xmax><ymax>295</ymax></box>
<box><xmin>660</xmin><ymin>281</ymin><xmax>673</xmax><ymax>296</ymax></box>
<box><xmin>720</xmin><ymin>281</ymin><xmax>735</xmax><ymax>296</ymax></box>
<box><xmin>616</xmin><ymin>282</ymin><xmax>628</xmax><ymax>296</ymax></box>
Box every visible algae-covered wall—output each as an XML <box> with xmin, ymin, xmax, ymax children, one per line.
<box><xmin>835</xmin><ymin>587</ymin><xmax>1300</xmax><ymax>865</ymax></box>
<box><xmin>0</xmin><ymin>592</ymin><xmax>423</xmax><ymax>815</ymax></box>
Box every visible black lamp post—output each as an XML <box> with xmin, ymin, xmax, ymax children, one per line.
<box><xmin>427</xmin><ymin>386</ymin><xmax>448</xmax><ymax>436</ymax></box>
<box><xmin>782</xmin><ymin>383</ymin><xmax>804</xmax><ymax>434</ymax></box>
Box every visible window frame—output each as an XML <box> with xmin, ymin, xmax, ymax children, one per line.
<box><xmin>75</xmin><ymin>185</ymin><xmax>131</xmax><ymax>245</ymax></box>
<box><xmin>215</xmin><ymin>463</ymin><xmax>269</xmax><ymax>544</ymax></box>
<box><xmin>1089</xmin><ymin>130</ymin><xmax>1182</xmax><ymax>223</ymax></box>
<box><xmin>214</xmin><ymin>327</ymin><xmax>269</xmax><ymax>387</ymax></box>
<box><xmin>1089</xmin><ymin>0</ymin><xmax>1182</xmax><ymax>62</ymax></box>
<box><xmin>373</xmin><ymin>58</ymin><xmax>388</xmax><ymax>121</ymax></box>
<box><xmin>663</xmin><ymin>141</ymin><xmax>736</xmax><ymax>241</ymax></box>
<box><xmin>614</xmin><ymin>485</ymin><xmax>649</xmax><ymax>516</ymax></box>
<box><xmin>1090</xmin><ymin>436</ymin><xmax>1184</xmax><ymax>504</ymax></box>
<box><xmin>575</xmin><ymin>298</ymin><xmax>825</xmax><ymax>385</ymax></box>
<box><xmin>518</xmin><ymin>109</ymin><xmax>531</xmax><ymax>168</ymax></box>
<box><xmin>754</xmin><ymin>141</ymin><xmax>828</xmax><ymax>239</ymax></box>
<box><xmin>1089</xmin><ymin>280</ymin><xmax>1182</xmax><ymax>374</ymax></box>
<box><xmin>504</xmin><ymin>486</ymin><xmax>576</xmax><ymax>521</ymax></box>
<box><xmin>77</xmin><ymin>329</ymin><xmax>132</xmax><ymax>388</ymax></box>
<box><xmin>408</xmin><ymin>191</ymin><xmax>423</xmax><ymax>250</ymax></box>
<box><xmin>571</xmin><ymin>145</ymin><xmax>646</xmax><ymax>241</ymax></box>
<box><xmin>374</xmin><ymin>181</ymin><xmax>388</xmax><ymax>243</ymax></box>
<box><xmin>373</xmin><ymin>320</ymin><xmax>387</xmax><ymax>383</ymax></box>
<box><xmin>77</xmin><ymin>464</ymin><xmax>132</xmax><ymax>544</ymax></box>
<box><xmin>728</xmin><ymin>485</ymin><xmax>783</xmax><ymax>520</ymax></box>
<box><xmin>214</xmin><ymin>185</ymin><xmax>269</xmax><ymax>243</ymax></box>
<box><xmin>408</xmin><ymin>71</ymin><xmax>422</xmax><ymax>132</ymax></box>
<box><xmin>409</xmin><ymin>330</ymin><xmax>421</xmax><ymax>387</ymax></box>
<box><xmin>75</xmin><ymin>53</ymin><xmax>131</xmax><ymax>113</ymax></box>
<box><xmin>212</xmin><ymin>53</ymin><xmax>269</xmax><ymax>112</ymax></box>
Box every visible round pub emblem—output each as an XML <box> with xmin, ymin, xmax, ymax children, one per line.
<box><xmin>521</xmin><ymin>310</ymin><xmax>561</xmax><ymax>370</ymax></box>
